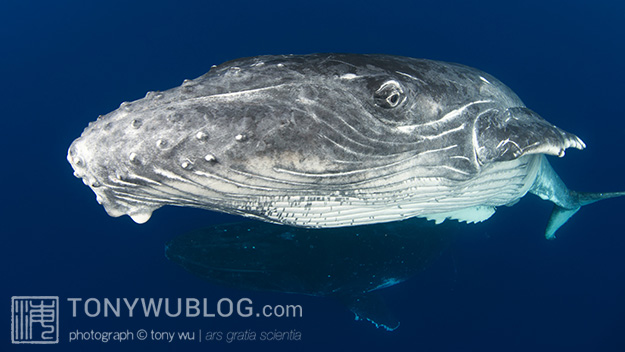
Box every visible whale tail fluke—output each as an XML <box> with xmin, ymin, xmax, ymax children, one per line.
<box><xmin>574</xmin><ymin>191</ymin><xmax>625</xmax><ymax>207</ymax></box>
<box><xmin>545</xmin><ymin>191</ymin><xmax>625</xmax><ymax>240</ymax></box>
<box><xmin>545</xmin><ymin>205</ymin><xmax>580</xmax><ymax>240</ymax></box>
<box><xmin>530</xmin><ymin>156</ymin><xmax>625</xmax><ymax>239</ymax></box>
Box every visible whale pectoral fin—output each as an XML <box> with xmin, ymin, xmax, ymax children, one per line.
<box><xmin>425</xmin><ymin>206</ymin><xmax>496</xmax><ymax>225</ymax></box>
<box><xmin>476</xmin><ymin>107</ymin><xmax>585</xmax><ymax>164</ymax></box>
<box><xmin>336</xmin><ymin>292</ymin><xmax>400</xmax><ymax>332</ymax></box>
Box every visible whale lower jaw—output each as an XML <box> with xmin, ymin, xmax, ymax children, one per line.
<box><xmin>266</xmin><ymin>155</ymin><xmax>541</xmax><ymax>228</ymax></box>
<box><xmin>88</xmin><ymin>154</ymin><xmax>542</xmax><ymax>227</ymax></box>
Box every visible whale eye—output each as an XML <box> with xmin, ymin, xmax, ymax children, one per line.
<box><xmin>374</xmin><ymin>80</ymin><xmax>405</xmax><ymax>109</ymax></box>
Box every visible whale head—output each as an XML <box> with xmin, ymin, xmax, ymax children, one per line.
<box><xmin>68</xmin><ymin>54</ymin><xmax>584</xmax><ymax>225</ymax></box>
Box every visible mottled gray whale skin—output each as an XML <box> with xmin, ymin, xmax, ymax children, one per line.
<box><xmin>67</xmin><ymin>54</ymin><xmax>624</xmax><ymax>238</ymax></box>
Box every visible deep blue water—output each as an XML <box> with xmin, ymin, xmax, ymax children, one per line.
<box><xmin>3</xmin><ymin>1</ymin><xmax>625</xmax><ymax>351</ymax></box>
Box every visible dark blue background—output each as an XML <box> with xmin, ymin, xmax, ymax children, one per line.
<box><xmin>2</xmin><ymin>0</ymin><xmax>624</xmax><ymax>351</ymax></box>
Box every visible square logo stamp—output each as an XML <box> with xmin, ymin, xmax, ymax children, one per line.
<box><xmin>11</xmin><ymin>296</ymin><xmax>59</xmax><ymax>344</ymax></box>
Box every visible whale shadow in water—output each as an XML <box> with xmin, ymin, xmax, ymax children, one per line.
<box><xmin>165</xmin><ymin>218</ymin><xmax>459</xmax><ymax>331</ymax></box>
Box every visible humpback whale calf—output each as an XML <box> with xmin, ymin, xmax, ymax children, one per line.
<box><xmin>67</xmin><ymin>54</ymin><xmax>624</xmax><ymax>238</ymax></box>
<box><xmin>165</xmin><ymin>217</ymin><xmax>455</xmax><ymax>331</ymax></box>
